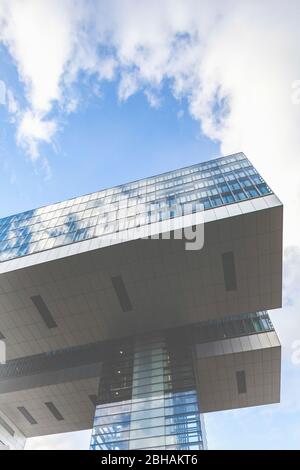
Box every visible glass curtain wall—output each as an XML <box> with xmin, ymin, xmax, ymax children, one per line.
<box><xmin>90</xmin><ymin>332</ymin><xmax>204</xmax><ymax>450</ymax></box>
<box><xmin>0</xmin><ymin>153</ymin><xmax>272</xmax><ymax>262</ymax></box>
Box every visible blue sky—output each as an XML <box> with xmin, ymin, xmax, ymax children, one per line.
<box><xmin>0</xmin><ymin>48</ymin><xmax>217</xmax><ymax>217</ymax></box>
<box><xmin>0</xmin><ymin>0</ymin><xmax>300</xmax><ymax>450</ymax></box>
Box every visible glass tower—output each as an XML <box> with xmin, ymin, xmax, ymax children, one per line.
<box><xmin>90</xmin><ymin>331</ymin><xmax>204</xmax><ymax>450</ymax></box>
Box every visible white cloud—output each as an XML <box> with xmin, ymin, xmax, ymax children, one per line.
<box><xmin>25</xmin><ymin>429</ymin><xmax>91</xmax><ymax>450</ymax></box>
<box><xmin>16</xmin><ymin>110</ymin><xmax>57</xmax><ymax>160</ymax></box>
<box><xmin>0</xmin><ymin>1</ymin><xmax>299</xmax><ymax>245</ymax></box>
<box><xmin>118</xmin><ymin>70</ymin><xmax>140</xmax><ymax>101</ymax></box>
<box><xmin>0</xmin><ymin>0</ymin><xmax>77</xmax><ymax>113</ymax></box>
<box><xmin>0</xmin><ymin>0</ymin><xmax>75</xmax><ymax>160</ymax></box>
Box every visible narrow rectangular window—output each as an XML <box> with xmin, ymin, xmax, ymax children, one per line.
<box><xmin>0</xmin><ymin>416</ymin><xmax>15</xmax><ymax>437</ymax></box>
<box><xmin>222</xmin><ymin>251</ymin><xmax>237</xmax><ymax>291</ymax></box>
<box><xmin>17</xmin><ymin>406</ymin><xmax>37</xmax><ymax>425</ymax></box>
<box><xmin>111</xmin><ymin>276</ymin><xmax>133</xmax><ymax>312</ymax></box>
<box><xmin>236</xmin><ymin>370</ymin><xmax>247</xmax><ymax>394</ymax></box>
<box><xmin>45</xmin><ymin>402</ymin><xmax>64</xmax><ymax>421</ymax></box>
<box><xmin>31</xmin><ymin>295</ymin><xmax>58</xmax><ymax>329</ymax></box>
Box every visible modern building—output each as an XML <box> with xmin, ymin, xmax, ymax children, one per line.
<box><xmin>0</xmin><ymin>152</ymin><xmax>282</xmax><ymax>450</ymax></box>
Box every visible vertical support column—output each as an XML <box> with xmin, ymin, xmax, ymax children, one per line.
<box><xmin>90</xmin><ymin>337</ymin><xmax>134</xmax><ymax>450</ymax></box>
<box><xmin>129</xmin><ymin>334</ymin><xmax>167</xmax><ymax>449</ymax></box>
<box><xmin>90</xmin><ymin>330</ymin><xmax>205</xmax><ymax>450</ymax></box>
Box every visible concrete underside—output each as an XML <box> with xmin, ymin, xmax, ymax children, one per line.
<box><xmin>0</xmin><ymin>330</ymin><xmax>281</xmax><ymax>438</ymax></box>
<box><xmin>194</xmin><ymin>331</ymin><xmax>281</xmax><ymax>412</ymax></box>
<box><xmin>0</xmin><ymin>199</ymin><xmax>282</xmax><ymax>361</ymax></box>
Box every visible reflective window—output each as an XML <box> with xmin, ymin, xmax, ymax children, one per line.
<box><xmin>90</xmin><ymin>334</ymin><xmax>204</xmax><ymax>451</ymax></box>
<box><xmin>0</xmin><ymin>153</ymin><xmax>273</xmax><ymax>263</ymax></box>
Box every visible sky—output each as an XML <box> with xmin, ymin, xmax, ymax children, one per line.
<box><xmin>0</xmin><ymin>0</ymin><xmax>300</xmax><ymax>449</ymax></box>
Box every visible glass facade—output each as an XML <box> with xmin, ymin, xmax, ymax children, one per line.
<box><xmin>0</xmin><ymin>311</ymin><xmax>273</xmax><ymax>380</ymax></box>
<box><xmin>90</xmin><ymin>332</ymin><xmax>205</xmax><ymax>450</ymax></box>
<box><xmin>89</xmin><ymin>311</ymin><xmax>274</xmax><ymax>451</ymax></box>
<box><xmin>188</xmin><ymin>311</ymin><xmax>274</xmax><ymax>344</ymax></box>
<box><xmin>0</xmin><ymin>152</ymin><xmax>272</xmax><ymax>263</ymax></box>
<box><xmin>0</xmin><ymin>310</ymin><xmax>275</xmax><ymax>450</ymax></box>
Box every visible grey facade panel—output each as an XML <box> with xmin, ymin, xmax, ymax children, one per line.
<box><xmin>89</xmin><ymin>395</ymin><xmax>98</xmax><ymax>407</ymax></box>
